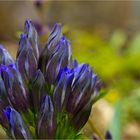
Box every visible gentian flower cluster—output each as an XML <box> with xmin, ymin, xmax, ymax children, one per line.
<box><xmin>0</xmin><ymin>20</ymin><xmax>101</xmax><ymax>139</ymax></box>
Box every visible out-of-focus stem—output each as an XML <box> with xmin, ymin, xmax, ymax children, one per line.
<box><xmin>88</xmin><ymin>117</ymin><xmax>104</xmax><ymax>140</ymax></box>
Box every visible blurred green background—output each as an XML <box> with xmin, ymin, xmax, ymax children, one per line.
<box><xmin>0</xmin><ymin>1</ymin><xmax>140</xmax><ymax>139</ymax></box>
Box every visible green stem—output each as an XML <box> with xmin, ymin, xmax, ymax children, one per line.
<box><xmin>88</xmin><ymin>117</ymin><xmax>104</xmax><ymax>140</ymax></box>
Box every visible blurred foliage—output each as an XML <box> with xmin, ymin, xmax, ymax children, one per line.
<box><xmin>109</xmin><ymin>100</ymin><xmax>123</xmax><ymax>140</ymax></box>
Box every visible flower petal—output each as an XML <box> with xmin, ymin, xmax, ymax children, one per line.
<box><xmin>0</xmin><ymin>71</ymin><xmax>9</xmax><ymax>104</ymax></box>
<box><xmin>24</xmin><ymin>19</ymin><xmax>40</xmax><ymax>59</ymax></box>
<box><xmin>0</xmin><ymin>45</ymin><xmax>14</xmax><ymax>65</ymax></box>
<box><xmin>45</xmin><ymin>37</ymin><xmax>72</xmax><ymax>85</ymax></box>
<box><xmin>0</xmin><ymin>99</ymin><xmax>9</xmax><ymax>129</ymax></box>
<box><xmin>38</xmin><ymin>23</ymin><xmax>72</xmax><ymax>77</ymax></box>
<box><xmin>4</xmin><ymin>107</ymin><xmax>32</xmax><ymax>139</ymax></box>
<box><xmin>1</xmin><ymin>65</ymin><xmax>29</xmax><ymax>111</ymax></box>
<box><xmin>32</xmin><ymin>69</ymin><xmax>45</xmax><ymax>111</ymax></box>
<box><xmin>16</xmin><ymin>34</ymin><xmax>38</xmax><ymax>83</ymax></box>
<box><xmin>53</xmin><ymin>67</ymin><xmax>74</xmax><ymax>112</ymax></box>
<box><xmin>71</xmin><ymin>102</ymin><xmax>92</xmax><ymax>130</ymax></box>
<box><xmin>47</xmin><ymin>23</ymin><xmax>62</xmax><ymax>53</ymax></box>
<box><xmin>37</xmin><ymin>95</ymin><xmax>56</xmax><ymax>139</ymax></box>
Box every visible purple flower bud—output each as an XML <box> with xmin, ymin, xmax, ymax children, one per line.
<box><xmin>0</xmin><ymin>45</ymin><xmax>14</xmax><ymax>65</ymax></box>
<box><xmin>68</xmin><ymin>66</ymin><xmax>91</xmax><ymax>113</ymax></box>
<box><xmin>4</xmin><ymin>107</ymin><xmax>32</xmax><ymax>139</ymax></box>
<box><xmin>47</xmin><ymin>23</ymin><xmax>63</xmax><ymax>53</ymax></box>
<box><xmin>32</xmin><ymin>69</ymin><xmax>45</xmax><ymax>111</ymax></box>
<box><xmin>16</xmin><ymin>20</ymin><xmax>41</xmax><ymax>83</ymax></box>
<box><xmin>45</xmin><ymin>37</ymin><xmax>71</xmax><ymax>84</ymax></box>
<box><xmin>0</xmin><ymin>99</ymin><xmax>9</xmax><ymax>129</ymax></box>
<box><xmin>53</xmin><ymin>61</ymin><xmax>99</xmax><ymax>130</ymax></box>
<box><xmin>0</xmin><ymin>73</ymin><xmax>9</xmax><ymax>104</ymax></box>
<box><xmin>1</xmin><ymin>64</ymin><xmax>29</xmax><ymax>111</ymax></box>
<box><xmin>105</xmin><ymin>131</ymin><xmax>112</xmax><ymax>140</ymax></box>
<box><xmin>37</xmin><ymin>95</ymin><xmax>56</xmax><ymax>139</ymax></box>
<box><xmin>38</xmin><ymin>23</ymin><xmax>62</xmax><ymax>73</ymax></box>
<box><xmin>24</xmin><ymin>20</ymin><xmax>40</xmax><ymax>59</ymax></box>
<box><xmin>38</xmin><ymin>23</ymin><xmax>72</xmax><ymax>85</ymax></box>
<box><xmin>72</xmin><ymin>59</ymin><xmax>78</xmax><ymax>68</ymax></box>
<box><xmin>53</xmin><ymin>67</ymin><xmax>74</xmax><ymax>112</ymax></box>
<box><xmin>16</xmin><ymin>33</ymin><xmax>38</xmax><ymax>83</ymax></box>
<box><xmin>71</xmin><ymin>101</ymin><xmax>92</xmax><ymax>130</ymax></box>
<box><xmin>70</xmin><ymin>65</ymin><xmax>99</xmax><ymax>129</ymax></box>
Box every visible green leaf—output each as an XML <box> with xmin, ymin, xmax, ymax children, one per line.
<box><xmin>92</xmin><ymin>90</ymin><xmax>108</xmax><ymax>104</ymax></box>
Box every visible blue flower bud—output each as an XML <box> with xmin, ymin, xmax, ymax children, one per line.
<box><xmin>0</xmin><ymin>99</ymin><xmax>9</xmax><ymax>129</ymax></box>
<box><xmin>4</xmin><ymin>107</ymin><xmax>32</xmax><ymax>139</ymax></box>
<box><xmin>32</xmin><ymin>69</ymin><xmax>45</xmax><ymax>111</ymax></box>
<box><xmin>16</xmin><ymin>33</ymin><xmax>38</xmax><ymax>83</ymax></box>
<box><xmin>105</xmin><ymin>131</ymin><xmax>112</xmax><ymax>140</ymax></box>
<box><xmin>0</xmin><ymin>45</ymin><xmax>14</xmax><ymax>65</ymax></box>
<box><xmin>53</xmin><ymin>61</ymin><xmax>100</xmax><ymax>130</ymax></box>
<box><xmin>38</xmin><ymin>23</ymin><xmax>72</xmax><ymax>85</ymax></box>
<box><xmin>47</xmin><ymin>23</ymin><xmax>63</xmax><ymax>53</ymax></box>
<box><xmin>71</xmin><ymin>101</ymin><xmax>92</xmax><ymax>130</ymax></box>
<box><xmin>69</xmin><ymin>64</ymin><xmax>99</xmax><ymax>129</ymax></box>
<box><xmin>53</xmin><ymin>67</ymin><xmax>74</xmax><ymax>112</ymax></box>
<box><xmin>1</xmin><ymin>64</ymin><xmax>29</xmax><ymax>111</ymax></box>
<box><xmin>16</xmin><ymin>20</ymin><xmax>40</xmax><ymax>83</ymax></box>
<box><xmin>68</xmin><ymin>67</ymin><xmax>91</xmax><ymax>113</ymax></box>
<box><xmin>24</xmin><ymin>19</ymin><xmax>40</xmax><ymax>59</ymax></box>
<box><xmin>0</xmin><ymin>73</ymin><xmax>9</xmax><ymax>104</ymax></box>
<box><xmin>37</xmin><ymin>95</ymin><xmax>56</xmax><ymax>139</ymax></box>
<box><xmin>45</xmin><ymin>37</ymin><xmax>72</xmax><ymax>85</ymax></box>
<box><xmin>72</xmin><ymin>59</ymin><xmax>78</xmax><ymax>68</ymax></box>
